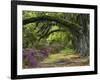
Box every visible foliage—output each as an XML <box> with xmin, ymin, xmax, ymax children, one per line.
<box><xmin>22</xmin><ymin>10</ymin><xmax>90</xmax><ymax>68</ymax></box>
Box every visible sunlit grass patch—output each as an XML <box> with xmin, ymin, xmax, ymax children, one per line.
<box><xmin>41</xmin><ymin>53</ymin><xmax>67</xmax><ymax>64</ymax></box>
<box><xmin>60</xmin><ymin>48</ymin><xmax>75</xmax><ymax>55</ymax></box>
<box><xmin>41</xmin><ymin>52</ymin><xmax>80</xmax><ymax>64</ymax></box>
<box><xmin>40</xmin><ymin>53</ymin><xmax>89</xmax><ymax>67</ymax></box>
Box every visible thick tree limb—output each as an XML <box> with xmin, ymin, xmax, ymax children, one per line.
<box><xmin>23</xmin><ymin>16</ymin><xmax>81</xmax><ymax>33</ymax></box>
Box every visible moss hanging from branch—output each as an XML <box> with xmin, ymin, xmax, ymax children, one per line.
<box><xmin>23</xmin><ymin>15</ymin><xmax>81</xmax><ymax>34</ymax></box>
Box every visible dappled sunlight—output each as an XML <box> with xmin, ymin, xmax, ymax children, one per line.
<box><xmin>22</xmin><ymin>10</ymin><xmax>89</xmax><ymax>69</ymax></box>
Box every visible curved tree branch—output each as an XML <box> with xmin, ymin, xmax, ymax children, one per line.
<box><xmin>38</xmin><ymin>29</ymin><xmax>66</xmax><ymax>41</ymax></box>
<box><xmin>47</xmin><ymin>29</ymin><xmax>65</xmax><ymax>37</ymax></box>
<box><xmin>23</xmin><ymin>15</ymin><xmax>81</xmax><ymax>33</ymax></box>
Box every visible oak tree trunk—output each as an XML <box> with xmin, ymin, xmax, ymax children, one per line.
<box><xmin>73</xmin><ymin>14</ymin><xmax>89</xmax><ymax>56</ymax></box>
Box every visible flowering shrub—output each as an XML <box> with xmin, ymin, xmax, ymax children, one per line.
<box><xmin>23</xmin><ymin>49</ymin><xmax>38</xmax><ymax>68</ymax></box>
<box><xmin>23</xmin><ymin>47</ymin><xmax>55</xmax><ymax>68</ymax></box>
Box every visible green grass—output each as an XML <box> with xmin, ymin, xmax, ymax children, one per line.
<box><xmin>41</xmin><ymin>48</ymin><xmax>76</xmax><ymax>64</ymax></box>
<box><xmin>40</xmin><ymin>53</ymin><xmax>89</xmax><ymax>67</ymax></box>
<box><xmin>39</xmin><ymin>47</ymin><xmax>89</xmax><ymax>67</ymax></box>
<box><xmin>60</xmin><ymin>47</ymin><xmax>75</xmax><ymax>54</ymax></box>
<box><xmin>41</xmin><ymin>53</ymin><xmax>67</xmax><ymax>64</ymax></box>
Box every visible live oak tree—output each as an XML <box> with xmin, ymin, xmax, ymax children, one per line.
<box><xmin>23</xmin><ymin>11</ymin><xmax>89</xmax><ymax>56</ymax></box>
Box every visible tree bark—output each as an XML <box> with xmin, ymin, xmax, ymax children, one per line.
<box><xmin>73</xmin><ymin>14</ymin><xmax>89</xmax><ymax>56</ymax></box>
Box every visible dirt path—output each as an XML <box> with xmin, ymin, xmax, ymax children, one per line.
<box><xmin>40</xmin><ymin>53</ymin><xmax>89</xmax><ymax>68</ymax></box>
